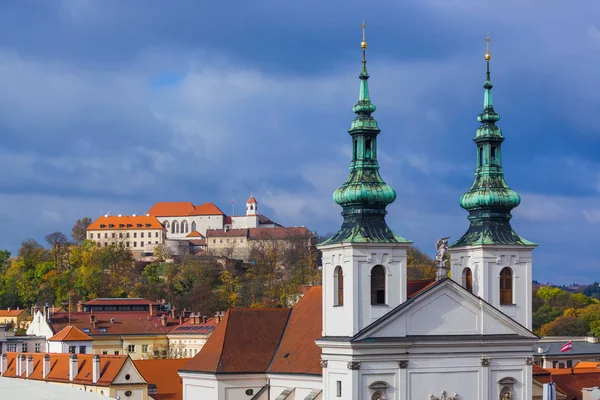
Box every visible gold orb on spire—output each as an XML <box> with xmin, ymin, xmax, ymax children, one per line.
<box><xmin>360</xmin><ymin>19</ymin><xmax>367</xmax><ymax>49</ymax></box>
<box><xmin>485</xmin><ymin>33</ymin><xmax>491</xmax><ymax>60</ymax></box>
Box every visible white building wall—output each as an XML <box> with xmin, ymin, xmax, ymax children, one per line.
<box><xmin>158</xmin><ymin>215</ymin><xmax>224</xmax><ymax>239</ymax></box>
<box><xmin>267</xmin><ymin>374</ymin><xmax>322</xmax><ymax>400</ymax></box>
<box><xmin>449</xmin><ymin>244</ymin><xmax>535</xmax><ymax>330</ymax></box>
<box><xmin>181</xmin><ymin>372</ymin><xmax>267</xmax><ymax>400</ymax></box>
<box><xmin>319</xmin><ymin>242</ymin><xmax>410</xmax><ymax>337</ymax></box>
<box><xmin>47</xmin><ymin>340</ymin><xmax>92</xmax><ymax>354</ymax></box>
<box><xmin>26</xmin><ymin>311</ymin><xmax>54</xmax><ymax>338</ymax></box>
<box><xmin>230</xmin><ymin>216</ymin><xmax>259</xmax><ymax>229</ymax></box>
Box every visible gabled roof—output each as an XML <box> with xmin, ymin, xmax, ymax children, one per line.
<box><xmin>268</xmin><ymin>287</ymin><xmax>322</xmax><ymax>376</ymax></box>
<box><xmin>87</xmin><ymin>215</ymin><xmax>163</xmax><ymax>230</ymax></box>
<box><xmin>1</xmin><ymin>353</ymin><xmax>130</xmax><ymax>386</ymax></box>
<box><xmin>536</xmin><ymin>340</ymin><xmax>600</xmax><ymax>356</ymax></box>
<box><xmin>48</xmin><ymin>326</ymin><xmax>92</xmax><ymax>342</ymax></box>
<box><xmin>258</xmin><ymin>214</ymin><xmax>283</xmax><ymax>227</ymax></box>
<box><xmin>48</xmin><ymin>312</ymin><xmax>183</xmax><ymax>336</ymax></box>
<box><xmin>0</xmin><ymin>310</ymin><xmax>25</xmax><ymax>317</ymax></box>
<box><xmin>347</xmin><ymin>278</ymin><xmax>537</xmax><ymax>343</ymax></box>
<box><xmin>550</xmin><ymin>371</ymin><xmax>600</xmax><ymax>400</ymax></box>
<box><xmin>186</xmin><ymin>231</ymin><xmax>204</xmax><ymax>238</ymax></box>
<box><xmin>135</xmin><ymin>358</ymin><xmax>189</xmax><ymax>400</ymax></box>
<box><xmin>181</xmin><ymin>308</ymin><xmax>291</xmax><ymax>374</ymax></box>
<box><xmin>148</xmin><ymin>202</ymin><xmax>224</xmax><ymax>217</ymax></box>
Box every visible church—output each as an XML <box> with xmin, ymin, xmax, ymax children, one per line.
<box><xmin>178</xmin><ymin>27</ymin><xmax>538</xmax><ymax>400</ymax></box>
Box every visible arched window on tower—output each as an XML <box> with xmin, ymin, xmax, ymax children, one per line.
<box><xmin>365</xmin><ymin>139</ymin><xmax>372</xmax><ymax>159</ymax></box>
<box><xmin>371</xmin><ymin>265</ymin><xmax>386</xmax><ymax>305</ymax></box>
<box><xmin>491</xmin><ymin>146</ymin><xmax>497</xmax><ymax>164</ymax></box>
<box><xmin>500</xmin><ymin>267</ymin><xmax>513</xmax><ymax>305</ymax></box>
<box><xmin>479</xmin><ymin>146</ymin><xmax>484</xmax><ymax>166</ymax></box>
<box><xmin>462</xmin><ymin>268</ymin><xmax>473</xmax><ymax>294</ymax></box>
<box><xmin>334</xmin><ymin>266</ymin><xmax>344</xmax><ymax>306</ymax></box>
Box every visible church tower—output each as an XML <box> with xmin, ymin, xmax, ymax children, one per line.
<box><xmin>449</xmin><ymin>38</ymin><xmax>536</xmax><ymax>329</ymax></box>
<box><xmin>318</xmin><ymin>23</ymin><xmax>411</xmax><ymax>338</ymax></box>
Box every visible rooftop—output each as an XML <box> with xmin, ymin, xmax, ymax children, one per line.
<box><xmin>48</xmin><ymin>326</ymin><xmax>92</xmax><ymax>342</ymax></box>
<box><xmin>0</xmin><ymin>310</ymin><xmax>25</xmax><ymax>317</ymax></box>
<box><xmin>135</xmin><ymin>358</ymin><xmax>189</xmax><ymax>400</ymax></box>
<box><xmin>87</xmin><ymin>215</ymin><xmax>163</xmax><ymax>230</ymax></box>
<box><xmin>48</xmin><ymin>312</ymin><xmax>183</xmax><ymax>336</ymax></box>
<box><xmin>147</xmin><ymin>202</ymin><xmax>224</xmax><ymax>217</ymax></box>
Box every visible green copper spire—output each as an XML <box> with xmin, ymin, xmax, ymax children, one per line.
<box><xmin>451</xmin><ymin>37</ymin><xmax>534</xmax><ymax>248</ymax></box>
<box><xmin>321</xmin><ymin>22</ymin><xmax>410</xmax><ymax>245</ymax></box>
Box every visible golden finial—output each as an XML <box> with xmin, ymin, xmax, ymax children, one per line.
<box><xmin>360</xmin><ymin>19</ymin><xmax>367</xmax><ymax>49</ymax></box>
<box><xmin>485</xmin><ymin>33</ymin><xmax>491</xmax><ymax>61</ymax></box>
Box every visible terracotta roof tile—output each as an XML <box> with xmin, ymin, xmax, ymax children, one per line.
<box><xmin>2</xmin><ymin>353</ymin><xmax>129</xmax><ymax>386</ymax></box>
<box><xmin>268</xmin><ymin>286</ymin><xmax>322</xmax><ymax>375</ymax></box>
<box><xmin>550</xmin><ymin>371</ymin><xmax>600</xmax><ymax>400</ymax></box>
<box><xmin>247</xmin><ymin>196</ymin><xmax>257</xmax><ymax>204</ymax></box>
<box><xmin>49</xmin><ymin>312</ymin><xmax>183</xmax><ymax>336</ymax></box>
<box><xmin>135</xmin><ymin>358</ymin><xmax>189</xmax><ymax>400</ymax></box>
<box><xmin>0</xmin><ymin>310</ymin><xmax>25</xmax><ymax>317</ymax></box>
<box><xmin>186</xmin><ymin>231</ymin><xmax>204</xmax><ymax>238</ymax></box>
<box><xmin>87</xmin><ymin>215</ymin><xmax>163</xmax><ymax>230</ymax></box>
<box><xmin>194</xmin><ymin>202</ymin><xmax>224</xmax><ymax>215</ymax></box>
<box><xmin>182</xmin><ymin>308</ymin><xmax>291</xmax><ymax>374</ymax></box>
<box><xmin>205</xmin><ymin>229</ymin><xmax>248</xmax><ymax>238</ymax></box>
<box><xmin>147</xmin><ymin>202</ymin><xmax>224</xmax><ymax>217</ymax></box>
<box><xmin>48</xmin><ymin>326</ymin><xmax>92</xmax><ymax>342</ymax></box>
<box><xmin>223</xmin><ymin>216</ymin><xmax>232</xmax><ymax>225</ymax></box>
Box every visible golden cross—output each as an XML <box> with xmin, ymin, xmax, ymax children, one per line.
<box><xmin>360</xmin><ymin>19</ymin><xmax>367</xmax><ymax>42</ymax></box>
<box><xmin>485</xmin><ymin>33</ymin><xmax>491</xmax><ymax>54</ymax></box>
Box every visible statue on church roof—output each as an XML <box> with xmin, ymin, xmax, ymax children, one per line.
<box><xmin>435</xmin><ymin>237</ymin><xmax>449</xmax><ymax>280</ymax></box>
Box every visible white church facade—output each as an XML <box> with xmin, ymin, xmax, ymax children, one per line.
<box><xmin>178</xmin><ymin>29</ymin><xmax>538</xmax><ymax>400</ymax></box>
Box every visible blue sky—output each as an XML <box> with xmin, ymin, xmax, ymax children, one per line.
<box><xmin>0</xmin><ymin>0</ymin><xmax>598</xmax><ymax>284</ymax></box>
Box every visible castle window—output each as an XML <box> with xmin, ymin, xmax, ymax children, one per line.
<box><xmin>191</xmin><ymin>221</ymin><xmax>197</xmax><ymax>232</ymax></box>
<box><xmin>365</xmin><ymin>139</ymin><xmax>372</xmax><ymax>159</ymax></box>
<box><xmin>371</xmin><ymin>265</ymin><xmax>386</xmax><ymax>305</ymax></box>
<box><xmin>336</xmin><ymin>381</ymin><xmax>342</xmax><ymax>397</ymax></box>
<box><xmin>500</xmin><ymin>267</ymin><xmax>513</xmax><ymax>305</ymax></box>
<box><xmin>463</xmin><ymin>268</ymin><xmax>473</xmax><ymax>293</ymax></box>
<box><xmin>181</xmin><ymin>220</ymin><xmax>189</xmax><ymax>233</ymax></box>
<box><xmin>172</xmin><ymin>220</ymin><xmax>179</xmax><ymax>234</ymax></box>
<box><xmin>334</xmin><ymin>266</ymin><xmax>344</xmax><ymax>306</ymax></box>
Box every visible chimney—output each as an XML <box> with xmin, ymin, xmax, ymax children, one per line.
<box><xmin>160</xmin><ymin>314</ymin><xmax>167</xmax><ymax>327</ymax></box>
<box><xmin>17</xmin><ymin>354</ymin><xmax>25</xmax><ymax>377</ymax></box>
<box><xmin>77</xmin><ymin>301</ymin><xmax>83</xmax><ymax>312</ymax></box>
<box><xmin>171</xmin><ymin>307</ymin><xmax>176</xmax><ymax>319</ymax></box>
<box><xmin>43</xmin><ymin>354</ymin><xmax>50</xmax><ymax>379</ymax></box>
<box><xmin>26</xmin><ymin>355</ymin><xmax>34</xmax><ymax>378</ymax></box>
<box><xmin>69</xmin><ymin>353</ymin><xmax>78</xmax><ymax>382</ymax></box>
<box><xmin>179</xmin><ymin>315</ymin><xmax>184</xmax><ymax>325</ymax></box>
<box><xmin>202</xmin><ymin>315</ymin><xmax>207</xmax><ymax>324</ymax></box>
<box><xmin>7</xmin><ymin>307</ymin><xmax>10</xmax><ymax>312</ymax></box>
<box><xmin>216</xmin><ymin>313</ymin><xmax>221</xmax><ymax>324</ymax></box>
<box><xmin>89</xmin><ymin>313</ymin><xmax>95</xmax><ymax>324</ymax></box>
<box><xmin>92</xmin><ymin>354</ymin><xmax>100</xmax><ymax>384</ymax></box>
<box><xmin>150</xmin><ymin>304</ymin><xmax>158</xmax><ymax>317</ymax></box>
<box><xmin>0</xmin><ymin>354</ymin><xmax>6</xmax><ymax>375</ymax></box>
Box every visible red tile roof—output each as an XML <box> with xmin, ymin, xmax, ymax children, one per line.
<box><xmin>205</xmin><ymin>229</ymin><xmax>249</xmax><ymax>238</ymax></box>
<box><xmin>147</xmin><ymin>202</ymin><xmax>223</xmax><ymax>217</ymax></box>
<box><xmin>550</xmin><ymin>371</ymin><xmax>600</xmax><ymax>400</ymax></box>
<box><xmin>48</xmin><ymin>326</ymin><xmax>92</xmax><ymax>342</ymax></box>
<box><xmin>87</xmin><ymin>215</ymin><xmax>163</xmax><ymax>230</ymax></box>
<box><xmin>186</xmin><ymin>231</ymin><xmax>204</xmax><ymax>238</ymax></box>
<box><xmin>0</xmin><ymin>309</ymin><xmax>25</xmax><ymax>317</ymax></box>
<box><xmin>48</xmin><ymin>312</ymin><xmax>183</xmax><ymax>336</ymax></box>
<box><xmin>268</xmin><ymin>286</ymin><xmax>322</xmax><ymax>375</ymax></box>
<box><xmin>135</xmin><ymin>358</ymin><xmax>189</xmax><ymax>400</ymax></box>
<box><xmin>182</xmin><ymin>308</ymin><xmax>291</xmax><ymax>374</ymax></box>
<box><xmin>2</xmin><ymin>353</ymin><xmax>130</xmax><ymax>386</ymax></box>
<box><xmin>84</xmin><ymin>298</ymin><xmax>157</xmax><ymax>306</ymax></box>
<box><xmin>248</xmin><ymin>227</ymin><xmax>312</xmax><ymax>240</ymax></box>
<box><xmin>223</xmin><ymin>216</ymin><xmax>232</xmax><ymax>225</ymax></box>
<box><xmin>247</xmin><ymin>196</ymin><xmax>257</xmax><ymax>204</ymax></box>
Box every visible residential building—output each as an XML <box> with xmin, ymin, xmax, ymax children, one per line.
<box><xmin>0</xmin><ymin>325</ymin><xmax>45</xmax><ymax>354</ymax></box>
<box><xmin>167</xmin><ymin>315</ymin><xmax>217</xmax><ymax>359</ymax></box>
<box><xmin>47</xmin><ymin>326</ymin><xmax>93</xmax><ymax>354</ymax></box>
<box><xmin>0</xmin><ymin>309</ymin><xmax>31</xmax><ymax>329</ymax></box>
<box><xmin>0</xmin><ymin>352</ymin><xmax>148</xmax><ymax>399</ymax></box>
<box><xmin>86</xmin><ymin>214</ymin><xmax>167</xmax><ymax>257</ymax></box>
<box><xmin>179</xmin><ymin>30</ymin><xmax>539</xmax><ymax>400</ymax></box>
<box><xmin>534</xmin><ymin>337</ymin><xmax>600</xmax><ymax>369</ymax></box>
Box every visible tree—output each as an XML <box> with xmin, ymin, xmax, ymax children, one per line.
<box><xmin>407</xmin><ymin>246</ymin><xmax>436</xmax><ymax>280</ymax></box>
<box><xmin>72</xmin><ymin>217</ymin><xmax>92</xmax><ymax>244</ymax></box>
<box><xmin>45</xmin><ymin>232</ymin><xmax>69</xmax><ymax>248</ymax></box>
<box><xmin>539</xmin><ymin>315</ymin><xmax>589</xmax><ymax>337</ymax></box>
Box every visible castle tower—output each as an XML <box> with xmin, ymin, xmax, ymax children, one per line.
<box><xmin>246</xmin><ymin>194</ymin><xmax>257</xmax><ymax>216</ymax></box>
<box><xmin>318</xmin><ymin>23</ymin><xmax>412</xmax><ymax>338</ymax></box>
<box><xmin>448</xmin><ymin>38</ymin><xmax>537</xmax><ymax>329</ymax></box>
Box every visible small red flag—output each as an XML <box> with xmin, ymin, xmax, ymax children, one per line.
<box><xmin>560</xmin><ymin>341</ymin><xmax>572</xmax><ymax>353</ymax></box>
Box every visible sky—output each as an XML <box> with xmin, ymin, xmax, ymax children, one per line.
<box><xmin>0</xmin><ymin>0</ymin><xmax>598</xmax><ymax>284</ymax></box>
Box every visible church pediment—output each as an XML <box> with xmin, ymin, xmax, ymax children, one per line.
<box><xmin>352</xmin><ymin>279</ymin><xmax>536</xmax><ymax>341</ymax></box>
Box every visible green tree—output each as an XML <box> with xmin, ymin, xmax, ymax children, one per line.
<box><xmin>71</xmin><ymin>217</ymin><xmax>92</xmax><ymax>245</ymax></box>
<box><xmin>539</xmin><ymin>315</ymin><xmax>589</xmax><ymax>336</ymax></box>
<box><xmin>407</xmin><ymin>246</ymin><xmax>436</xmax><ymax>280</ymax></box>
